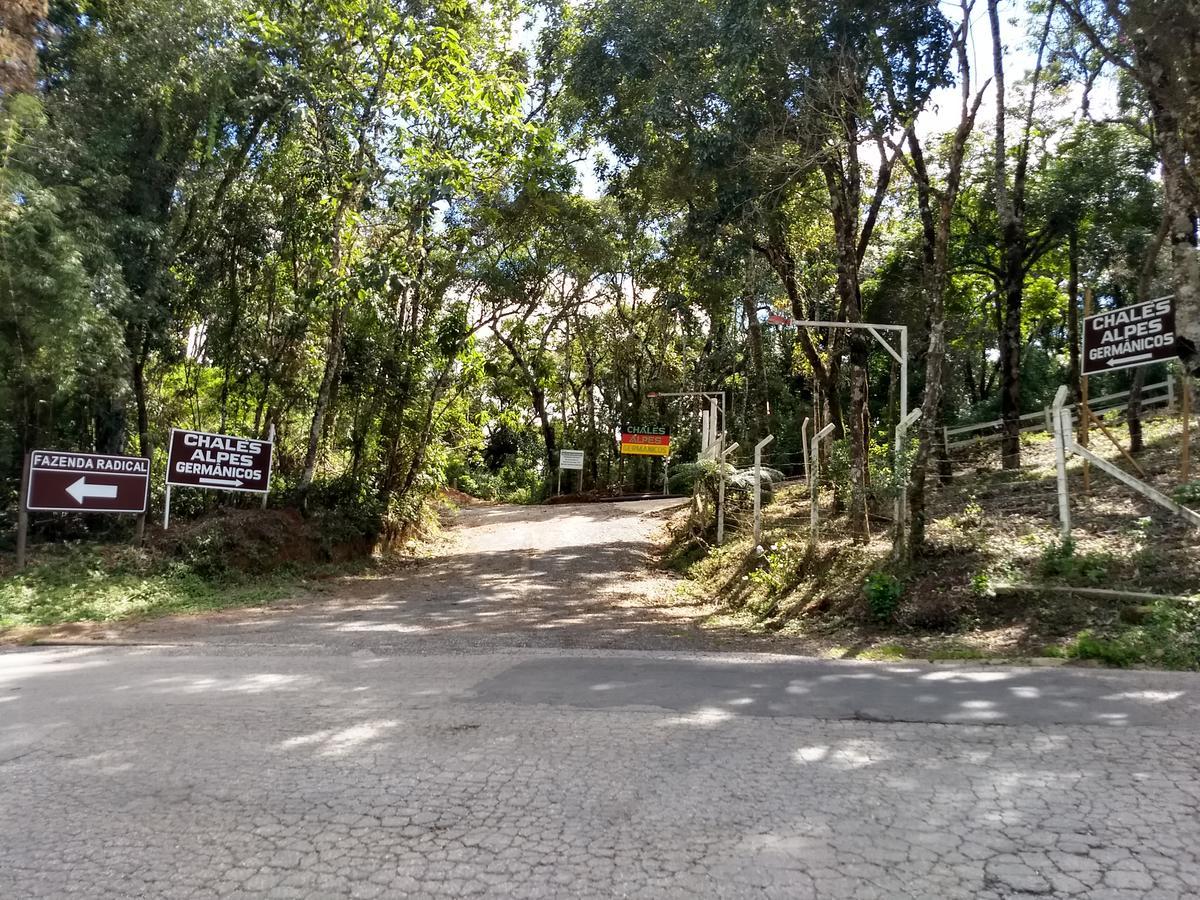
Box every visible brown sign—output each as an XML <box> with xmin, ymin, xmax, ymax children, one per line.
<box><xmin>166</xmin><ymin>428</ymin><xmax>273</xmax><ymax>494</ymax></box>
<box><xmin>26</xmin><ymin>451</ymin><xmax>150</xmax><ymax>514</ymax></box>
<box><xmin>1083</xmin><ymin>296</ymin><xmax>1176</xmax><ymax>376</ymax></box>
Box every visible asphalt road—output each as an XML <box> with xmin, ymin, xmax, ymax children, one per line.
<box><xmin>4</xmin><ymin>499</ymin><xmax>1200</xmax><ymax>898</ymax></box>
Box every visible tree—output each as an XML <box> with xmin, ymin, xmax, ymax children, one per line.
<box><xmin>903</xmin><ymin>0</ymin><xmax>989</xmax><ymax>558</ymax></box>
<box><xmin>1061</xmin><ymin>0</ymin><xmax>1200</xmax><ymax>375</ymax></box>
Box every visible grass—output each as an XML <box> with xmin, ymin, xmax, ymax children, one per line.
<box><xmin>853</xmin><ymin>643</ymin><xmax>908</xmax><ymax>661</ymax></box>
<box><xmin>1056</xmin><ymin>600</ymin><xmax>1200</xmax><ymax>669</ymax></box>
<box><xmin>0</xmin><ymin>544</ymin><xmax>299</xmax><ymax>631</ymax></box>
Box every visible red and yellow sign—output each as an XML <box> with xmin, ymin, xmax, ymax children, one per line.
<box><xmin>621</xmin><ymin>431</ymin><xmax>670</xmax><ymax>457</ymax></box>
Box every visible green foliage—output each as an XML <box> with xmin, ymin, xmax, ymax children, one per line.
<box><xmin>1173</xmin><ymin>481</ymin><xmax>1200</xmax><ymax>507</ymax></box>
<box><xmin>0</xmin><ymin>545</ymin><xmax>291</xmax><ymax>629</ymax></box>
<box><xmin>748</xmin><ymin>539</ymin><xmax>806</xmax><ymax>596</ymax></box>
<box><xmin>1056</xmin><ymin>601</ymin><xmax>1200</xmax><ymax>669</ymax></box>
<box><xmin>1037</xmin><ymin>539</ymin><xmax>1113</xmax><ymax>585</ymax></box>
<box><xmin>970</xmin><ymin>570</ymin><xmax>994</xmax><ymax>599</ymax></box>
<box><xmin>863</xmin><ymin>572</ymin><xmax>903</xmax><ymax>623</ymax></box>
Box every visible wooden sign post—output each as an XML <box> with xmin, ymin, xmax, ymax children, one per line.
<box><xmin>1183</xmin><ymin>371</ymin><xmax>1192</xmax><ymax>481</ymax></box>
<box><xmin>1080</xmin><ymin>287</ymin><xmax>1093</xmax><ymax>493</ymax></box>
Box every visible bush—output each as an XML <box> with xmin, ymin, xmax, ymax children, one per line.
<box><xmin>1038</xmin><ymin>538</ymin><xmax>1112</xmax><ymax>584</ymax></box>
<box><xmin>748</xmin><ymin>540</ymin><xmax>806</xmax><ymax>596</ymax></box>
<box><xmin>1174</xmin><ymin>480</ymin><xmax>1200</xmax><ymax>507</ymax></box>
<box><xmin>863</xmin><ymin>571</ymin><xmax>903</xmax><ymax>623</ymax></box>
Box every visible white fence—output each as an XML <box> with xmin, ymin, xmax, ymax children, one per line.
<box><xmin>944</xmin><ymin>380</ymin><xmax>1173</xmax><ymax>450</ymax></box>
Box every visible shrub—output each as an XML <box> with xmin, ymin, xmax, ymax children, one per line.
<box><xmin>1038</xmin><ymin>538</ymin><xmax>1111</xmax><ymax>584</ymax></box>
<box><xmin>1174</xmin><ymin>481</ymin><xmax>1200</xmax><ymax>507</ymax></box>
<box><xmin>863</xmin><ymin>571</ymin><xmax>903</xmax><ymax>623</ymax></box>
<box><xmin>748</xmin><ymin>540</ymin><xmax>806</xmax><ymax>596</ymax></box>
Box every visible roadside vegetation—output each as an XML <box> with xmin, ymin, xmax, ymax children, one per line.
<box><xmin>0</xmin><ymin>501</ymin><xmax>448</xmax><ymax>640</ymax></box>
<box><xmin>665</xmin><ymin>414</ymin><xmax>1200</xmax><ymax>669</ymax></box>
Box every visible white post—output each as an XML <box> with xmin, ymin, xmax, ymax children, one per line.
<box><xmin>899</xmin><ymin>326</ymin><xmax>908</xmax><ymax>427</ymax></box>
<box><xmin>1052</xmin><ymin>385</ymin><xmax>1072</xmax><ymax>541</ymax></box>
<box><xmin>716</xmin><ymin>440</ymin><xmax>739</xmax><ymax>546</ymax></box>
<box><xmin>716</xmin><ymin>433</ymin><xmax>725</xmax><ymax>545</ymax></box>
<box><xmin>753</xmin><ymin>434</ymin><xmax>775</xmax><ymax>546</ymax></box>
<box><xmin>801</xmin><ymin>417</ymin><xmax>811</xmax><ymax>487</ymax></box>
<box><xmin>700</xmin><ymin>409</ymin><xmax>710</xmax><ymax>455</ymax></box>
<box><xmin>893</xmin><ymin>408</ymin><xmax>922</xmax><ymax>545</ymax></box>
<box><xmin>163</xmin><ymin>485</ymin><xmax>172</xmax><ymax>531</ymax></box>
<box><xmin>708</xmin><ymin>397</ymin><xmax>719</xmax><ymax>453</ymax></box>
<box><xmin>809</xmin><ymin>423</ymin><xmax>836</xmax><ymax>548</ymax></box>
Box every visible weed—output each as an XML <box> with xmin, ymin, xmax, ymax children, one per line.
<box><xmin>970</xmin><ymin>570</ymin><xmax>994</xmax><ymax>599</ymax></box>
<box><xmin>954</xmin><ymin>499</ymin><xmax>985</xmax><ymax>531</ymax></box>
<box><xmin>748</xmin><ymin>540</ymin><xmax>806</xmax><ymax>597</ymax></box>
<box><xmin>0</xmin><ymin>544</ymin><xmax>303</xmax><ymax>630</ymax></box>
<box><xmin>1059</xmin><ymin>601</ymin><xmax>1200</xmax><ymax>669</ymax></box>
<box><xmin>856</xmin><ymin>643</ymin><xmax>907</xmax><ymax>661</ymax></box>
<box><xmin>1174</xmin><ymin>480</ymin><xmax>1200</xmax><ymax>507</ymax></box>
<box><xmin>1065</xmin><ymin>630</ymin><xmax>1140</xmax><ymax>667</ymax></box>
<box><xmin>1037</xmin><ymin>539</ymin><xmax>1112</xmax><ymax>584</ymax></box>
<box><xmin>863</xmin><ymin>571</ymin><xmax>903</xmax><ymax>623</ymax></box>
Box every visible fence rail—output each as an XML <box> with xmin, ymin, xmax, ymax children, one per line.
<box><xmin>944</xmin><ymin>381</ymin><xmax>1172</xmax><ymax>449</ymax></box>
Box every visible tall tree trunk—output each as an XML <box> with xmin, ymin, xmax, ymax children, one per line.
<box><xmin>742</xmin><ymin>289</ymin><xmax>769</xmax><ymax>444</ymax></box>
<box><xmin>1067</xmin><ymin>226</ymin><xmax>1081</xmax><ymax>401</ymax></box>
<box><xmin>131</xmin><ymin>337</ymin><xmax>151</xmax><ymax>459</ymax></box>
<box><xmin>754</xmin><ymin>238</ymin><xmax>845</xmax><ymax>438</ymax></box>
<box><xmin>1163</xmin><ymin>147</ymin><xmax>1200</xmax><ymax>376</ymax></box>
<box><xmin>990</xmin><ymin>0</ymin><xmax>1053</xmax><ymax>469</ymax></box>
<box><xmin>1129</xmin><ymin>216</ymin><xmax>1171</xmax><ymax>452</ymax></box>
<box><xmin>991</xmin><ymin>0</ymin><xmax>1020</xmax><ymax>469</ymax></box>
<box><xmin>299</xmin><ymin>304</ymin><xmax>344</xmax><ymax>498</ymax></box>
<box><xmin>906</xmin><ymin>1</ymin><xmax>986</xmax><ymax>557</ymax></box>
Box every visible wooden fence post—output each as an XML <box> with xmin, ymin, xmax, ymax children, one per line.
<box><xmin>16</xmin><ymin>453</ymin><xmax>31</xmax><ymax>570</ymax></box>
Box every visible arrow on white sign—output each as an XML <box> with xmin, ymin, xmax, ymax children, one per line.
<box><xmin>66</xmin><ymin>477</ymin><xmax>119</xmax><ymax>505</ymax></box>
<box><xmin>1107</xmin><ymin>353</ymin><xmax>1153</xmax><ymax>367</ymax></box>
<box><xmin>198</xmin><ymin>477</ymin><xmax>243</xmax><ymax>488</ymax></box>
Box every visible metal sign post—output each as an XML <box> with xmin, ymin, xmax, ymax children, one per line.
<box><xmin>893</xmin><ymin>408</ymin><xmax>922</xmax><ymax>548</ymax></box>
<box><xmin>767</xmin><ymin>316</ymin><xmax>908</xmax><ymax>427</ymax></box>
<box><xmin>559</xmin><ymin>449</ymin><xmax>585</xmax><ymax>496</ymax></box>
<box><xmin>800</xmin><ymin>417</ymin><xmax>811</xmax><ymax>487</ymax></box>
<box><xmin>767</xmin><ymin>316</ymin><xmax>911</xmax><ymax>536</ymax></box>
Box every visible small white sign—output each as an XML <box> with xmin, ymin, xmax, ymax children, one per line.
<box><xmin>559</xmin><ymin>449</ymin><xmax>585</xmax><ymax>470</ymax></box>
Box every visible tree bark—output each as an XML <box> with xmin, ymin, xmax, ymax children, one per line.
<box><xmin>1067</xmin><ymin>227</ymin><xmax>1081</xmax><ymax>401</ymax></box>
<box><xmin>905</xmin><ymin>0</ymin><xmax>987</xmax><ymax>557</ymax></box>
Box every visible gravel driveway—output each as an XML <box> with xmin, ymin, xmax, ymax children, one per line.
<box><xmin>90</xmin><ymin>498</ymin><xmax>703</xmax><ymax>651</ymax></box>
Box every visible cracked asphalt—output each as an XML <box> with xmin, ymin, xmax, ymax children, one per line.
<box><xmin>4</xmin><ymin>499</ymin><xmax>1200</xmax><ymax>898</ymax></box>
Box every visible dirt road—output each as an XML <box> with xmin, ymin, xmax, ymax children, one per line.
<box><xmin>90</xmin><ymin>498</ymin><xmax>721</xmax><ymax>651</ymax></box>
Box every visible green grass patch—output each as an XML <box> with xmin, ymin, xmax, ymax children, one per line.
<box><xmin>0</xmin><ymin>545</ymin><xmax>297</xmax><ymax>630</ymax></box>
<box><xmin>1058</xmin><ymin>600</ymin><xmax>1200</xmax><ymax>669</ymax></box>
<box><xmin>855</xmin><ymin>643</ymin><xmax>908</xmax><ymax>661</ymax></box>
